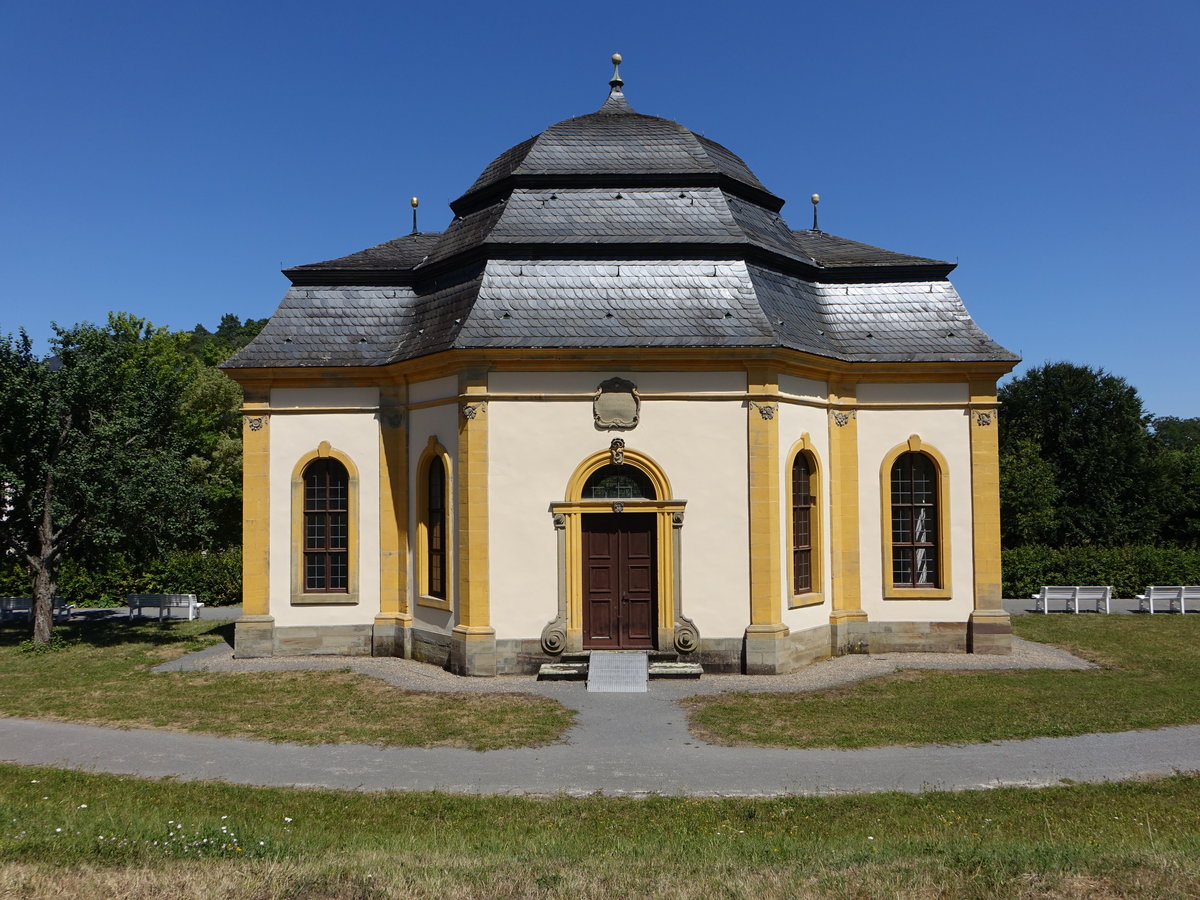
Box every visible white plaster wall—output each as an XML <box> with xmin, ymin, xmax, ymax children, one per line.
<box><xmin>489</xmin><ymin>371</ymin><xmax>746</xmax><ymax>396</ymax></box>
<box><xmin>777</xmin><ymin>403</ymin><xmax>833</xmax><ymax>632</ymax></box>
<box><xmin>856</xmin><ymin>407</ymin><xmax>975</xmax><ymax>622</ymax></box>
<box><xmin>409</xmin><ymin>376</ymin><xmax>458</xmax><ymax>405</ymax></box>
<box><xmin>858</xmin><ymin>382</ymin><xmax>969</xmax><ymax>405</ymax></box>
<box><xmin>407</xmin><ymin>401</ymin><xmax>459</xmax><ymax>635</ymax></box>
<box><xmin>272</xmin><ymin>387</ymin><xmax>379</xmax><ymax>408</ymax></box>
<box><xmin>267</xmin><ymin>404</ymin><xmax>381</xmax><ymax>628</ymax></box>
<box><xmin>487</xmin><ymin>373</ymin><xmax>752</xmax><ymax>642</ymax></box>
<box><xmin>778</xmin><ymin>374</ymin><xmax>828</xmax><ymax>404</ymax></box>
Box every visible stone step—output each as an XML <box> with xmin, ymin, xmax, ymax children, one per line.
<box><xmin>536</xmin><ymin>662</ymin><xmax>588</xmax><ymax>681</ymax></box>
<box><xmin>648</xmin><ymin>661</ymin><xmax>703</xmax><ymax>679</ymax></box>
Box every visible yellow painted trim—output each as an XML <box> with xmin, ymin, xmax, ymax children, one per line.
<box><xmin>785</xmin><ymin>433</ymin><xmax>825</xmax><ymax>609</ymax></box>
<box><xmin>969</xmin><ymin>378</ymin><xmax>1003</xmax><ymax>610</ymax></box>
<box><xmin>456</xmin><ymin>370</ymin><xmax>491</xmax><ymax>630</ymax></box>
<box><xmin>415</xmin><ymin>435</ymin><xmax>453</xmax><ymax>612</ymax></box>
<box><xmin>558</xmin><ymin>448</ymin><xmax>680</xmax><ymax>649</ymax></box>
<box><xmin>289</xmin><ymin>441</ymin><xmax>361</xmax><ymax>605</ymax></box>
<box><xmin>241</xmin><ymin>403</ymin><xmax>270</xmax><ymax>617</ymax></box>
<box><xmin>224</xmin><ymin>347</ymin><xmax>1018</xmax><ymax>395</ymax></box>
<box><xmin>377</xmin><ymin>386</ymin><xmax>409</xmax><ymax>622</ymax></box>
<box><xmin>879</xmin><ymin>436</ymin><xmax>953</xmax><ymax>600</ymax></box>
<box><xmin>564</xmin><ymin>448</ymin><xmax>673</xmax><ymax>502</ymax></box>
<box><xmin>747</xmin><ymin>368</ymin><xmax>783</xmax><ymax>627</ymax></box>
<box><xmin>827</xmin><ymin>378</ymin><xmax>865</xmax><ymax>622</ymax></box>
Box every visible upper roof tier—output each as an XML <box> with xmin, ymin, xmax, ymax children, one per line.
<box><xmin>451</xmin><ymin>86</ymin><xmax>783</xmax><ymax>216</ymax></box>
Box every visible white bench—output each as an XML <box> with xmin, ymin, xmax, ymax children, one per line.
<box><xmin>1136</xmin><ymin>586</ymin><xmax>1200</xmax><ymax>614</ymax></box>
<box><xmin>0</xmin><ymin>597</ymin><xmax>74</xmax><ymax>622</ymax></box>
<box><xmin>1031</xmin><ymin>585</ymin><xmax>1112</xmax><ymax>614</ymax></box>
<box><xmin>127</xmin><ymin>593</ymin><xmax>204</xmax><ymax>621</ymax></box>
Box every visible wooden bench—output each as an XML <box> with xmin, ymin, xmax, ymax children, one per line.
<box><xmin>127</xmin><ymin>593</ymin><xmax>204</xmax><ymax>621</ymax></box>
<box><xmin>0</xmin><ymin>597</ymin><xmax>74</xmax><ymax>622</ymax></box>
<box><xmin>1136</xmin><ymin>586</ymin><xmax>1200</xmax><ymax>614</ymax></box>
<box><xmin>1031</xmin><ymin>585</ymin><xmax>1112</xmax><ymax>614</ymax></box>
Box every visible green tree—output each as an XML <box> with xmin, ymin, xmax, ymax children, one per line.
<box><xmin>0</xmin><ymin>316</ymin><xmax>208</xmax><ymax>641</ymax></box>
<box><xmin>1149</xmin><ymin>417</ymin><xmax>1200</xmax><ymax>545</ymax></box>
<box><xmin>998</xmin><ymin>362</ymin><xmax>1153</xmax><ymax>547</ymax></box>
<box><xmin>999</xmin><ymin>436</ymin><xmax>1059</xmax><ymax>547</ymax></box>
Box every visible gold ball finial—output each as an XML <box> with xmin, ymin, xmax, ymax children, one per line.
<box><xmin>410</xmin><ymin>196</ymin><xmax>419</xmax><ymax>209</ymax></box>
<box><xmin>811</xmin><ymin>193</ymin><xmax>820</xmax><ymax>205</ymax></box>
<box><xmin>609</xmin><ymin>52</ymin><xmax>624</xmax><ymax>90</ymax></box>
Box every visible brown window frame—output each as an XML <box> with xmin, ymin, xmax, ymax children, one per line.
<box><xmin>890</xmin><ymin>452</ymin><xmax>939</xmax><ymax>589</ymax></box>
<box><xmin>791</xmin><ymin>452</ymin><xmax>814</xmax><ymax>594</ymax></box>
<box><xmin>303</xmin><ymin>458</ymin><xmax>350</xmax><ymax>593</ymax></box>
<box><xmin>426</xmin><ymin>455</ymin><xmax>447</xmax><ymax>601</ymax></box>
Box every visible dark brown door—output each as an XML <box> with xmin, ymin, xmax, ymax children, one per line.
<box><xmin>582</xmin><ymin>513</ymin><xmax>656</xmax><ymax>649</ymax></box>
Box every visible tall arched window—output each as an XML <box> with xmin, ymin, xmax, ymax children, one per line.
<box><xmin>791</xmin><ymin>453</ymin><xmax>815</xmax><ymax>594</ymax></box>
<box><xmin>426</xmin><ymin>456</ymin><xmax>447</xmax><ymax>601</ymax></box>
<box><xmin>890</xmin><ymin>452</ymin><xmax>939</xmax><ymax>588</ymax></box>
<box><xmin>303</xmin><ymin>458</ymin><xmax>350</xmax><ymax>592</ymax></box>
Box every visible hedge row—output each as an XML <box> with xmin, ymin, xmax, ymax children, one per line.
<box><xmin>1003</xmin><ymin>545</ymin><xmax>1200</xmax><ymax>598</ymax></box>
<box><xmin>0</xmin><ymin>549</ymin><xmax>243</xmax><ymax>607</ymax></box>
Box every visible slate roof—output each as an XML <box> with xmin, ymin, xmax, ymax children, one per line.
<box><xmin>225</xmin><ymin>72</ymin><xmax>1016</xmax><ymax>370</ymax></box>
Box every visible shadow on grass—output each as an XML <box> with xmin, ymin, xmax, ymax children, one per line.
<box><xmin>0</xmin><ymin>616</ymin><xmax>232</xmax><ymax>650</ymax></box>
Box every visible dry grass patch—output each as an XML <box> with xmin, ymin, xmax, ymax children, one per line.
<box><xmin>0</xmin><ymin>619</ymin><xmax>572</xmax><ymax>751</ymax></box>
<box><xmin>3</xmin><ymin>766</ymin><xmax>1200</xmax><ymax>899</ymax></box>
<box><xmin>684</xmin><ymin>615</ymin><xmax>1200</xmax><ymax>749</ymax></box>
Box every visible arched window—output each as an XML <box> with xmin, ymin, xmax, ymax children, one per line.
<box><xmin>417</xmin><ymin>438</ymin><xmax>452</xmax><ymax>609</ymax></box>
<box><xmin>426</xmin><ymin>456</ymin><xmax>447</xmax><ymax>601</ymax></box>
<box><xmin>303</xmin><ymin>458</ymin><xmax>349</xmax><ymax>593</ymax></box>
<box><xmin>890</xmin><ymin>452</ymin><xmax>939</xmax><ymax>588</ymax></box>
<box><xmin>582</xmin><ymin>464</ymin><xmax>656</xmax><ymax>500</ymax></box>
<box><xmin>791</xmin><ymin>453</ymin><xmax>815</xmax><ymax>594</ymax></box>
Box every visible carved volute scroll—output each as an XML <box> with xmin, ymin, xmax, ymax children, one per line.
<box><xmin>594</xmin><ymin>377</ymin><xmax>640</xmax><ymax>430</ymax></box>
<box><xmin>610</xmin><ymin>437</ymin><xmax>625</xmax><ymax>466</ymax></box>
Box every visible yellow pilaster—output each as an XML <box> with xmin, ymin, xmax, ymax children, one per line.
<box><xmin>241</xmin><ymin>398</ymin><xmax>271</xmax><ymax>617</ymax></box>
<box><xmin>452</xmin><ymin>368</ymin><xmax>496</xmax><ymax>674</ymax></box>
<box><xmin>375</xmin><ymin>383</ymin><xmax>411</xmax><ymax>651</ymax></box>
<box><xmin>967</xmin><ymin>378</ymin><xmax>1011</xmax><ymax>652</ymax></box>
<box><xmin>746</xmin><ymin>369</ymin><xmax>783</xmax><ymax>626</ymax></box>
<box><xmin>828</xmin><ymin>378</ymin><xmax>866</xmax><ymax>630</ymax></box>
<box><xmin>744</xmin><ymin>368</ymin><xmax>788</xmax><ymax>673</ymax></box>
<box><xmin>234</xmin><ymin>392</ymin><xmax>274</xmax><ymax>658</ymax></box>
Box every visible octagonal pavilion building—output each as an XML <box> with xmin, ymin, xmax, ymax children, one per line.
<box><xmin>222</xmin><ymin>57</ymin><xmax>1020</xmax><ymax>676</ymax></box>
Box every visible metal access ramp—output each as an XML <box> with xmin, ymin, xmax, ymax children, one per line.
<box><xmin>586</xmin><ymin>651</ymin><xmax>649</xmax><ymax>692</ymax></box>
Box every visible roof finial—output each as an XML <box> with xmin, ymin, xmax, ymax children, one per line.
<box><xmin>609</xmin><ymin>52</ymin><xmax>624</xmax><ymax>91</ymax></box>
<box><xmin>411</xmin><ymin>196</ymin><xmax>419</xmax><ymax>235</ymax></box>
<box><xmin>810</xmin><ymin>193</ymin><xmax>821</xmax><ymax>232</ymax></box>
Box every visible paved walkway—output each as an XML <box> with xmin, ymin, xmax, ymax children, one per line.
<box><xmin>4</xmin><ymin>634</ymin><xmax>1200</xmax><ymax>796</ymax></box>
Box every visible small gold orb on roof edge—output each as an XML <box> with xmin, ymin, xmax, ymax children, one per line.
<box><xmin>612</xmin><ymin>53</ymin><xmax>622</xmax><ymax>65</ymax></box>
<box><xmin>411</xmin><ymin>197</ymin><xmax>419</xmax><ymax>208</ymax></box>
<box><xmin>811</xmin><ymin>193</ymin><xmax>820</xmax><ymax>205</ymax></box>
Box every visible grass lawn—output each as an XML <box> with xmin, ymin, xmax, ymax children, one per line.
<box><xmin>2</xmin><ymin>764</ymin><xmax>1200</xmax><ymax>898</ymax></box>
<box><xmin>685</xmin><ymin>615</ymin><xmax>1200</xmax><ymax>748</ymax></box>
<box><xmin>0</xmin><ymin>618</ymin><xmax>572</xmax><ymax>751</ymax></box>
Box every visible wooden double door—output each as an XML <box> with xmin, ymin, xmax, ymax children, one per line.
<box><xmin>582</xmin><ymin>513</ymin><xmax>656</xmax><ymax>649</ymax></box>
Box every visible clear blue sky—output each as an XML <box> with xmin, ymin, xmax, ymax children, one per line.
<box><xmin>3</xmin><ymin>0</ymin><xmax>1197</xmax><ymax>417</ymax></box>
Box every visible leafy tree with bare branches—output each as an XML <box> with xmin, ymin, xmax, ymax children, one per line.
<box><xmin>0</xmin><ymin>315</ymin><xmax>207</xmax><ymax>642</ymax></box>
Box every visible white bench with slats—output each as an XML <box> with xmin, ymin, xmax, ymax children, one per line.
<box><xmin>1031</xmin><ymin>585</ymin><xmax>1112</xmax><ymax>614</ymax></box>
<box><xmin>127</xmin><ymin>593</ymin><xmax>204</xmax><ymax>621</ymax></box>
<box><xmin>1136</xmin><ymin>586</ymin><xmax>1200</xmax><ymax>614</ymax></box>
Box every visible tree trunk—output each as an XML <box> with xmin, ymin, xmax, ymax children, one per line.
<box><xmin>31</xmin><ymin>555</ymin><xmax>56</xmax><ymax>643</ymax></box>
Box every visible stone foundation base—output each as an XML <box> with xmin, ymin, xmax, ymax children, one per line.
<box><xmin>449</xmin><ymin>627</ymin><xmax>497</xmax><ymax>677</ymax></box>
<box><xmin>371</xmin><ymin>617</ymin><xmax>411</xmax><ymax>658</ymax></box>
<box><xmin>411</xmin><ymin>628</ymin><xmax>452</xmax><ymax>668</ymax></box>
<box><xmin>233</xmin><ymin>617</ymin><xmax>1009</xmax><ymax>670</ymax></box>
<box><xmin>867</xmin><ymin>621</ymin><xmax>967</xmax><ymax>653</ymax></box>
<box><xmin>233</xmin><ymin>616</ymin><xmax>274</xmax><ymax>658</ymax></box>
<box><xmin>968</xmin><ymin>609</ymin><xmax>1013</xmax><ymax>654</ymax></box>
